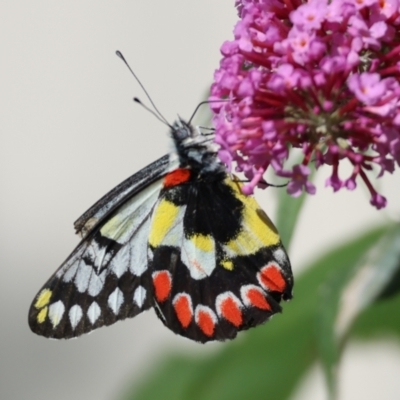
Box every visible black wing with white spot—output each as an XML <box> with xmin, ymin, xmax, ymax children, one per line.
<box><xmin>28</xmin><ymin>161</ymin><xmax>170</xmax><ymax>339</ymax></box>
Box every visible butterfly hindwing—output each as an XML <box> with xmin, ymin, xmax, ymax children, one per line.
<box><xmin>148</xmin><ymin>174</ymin><xmax>293</xmax><ymax>343</ymax></box>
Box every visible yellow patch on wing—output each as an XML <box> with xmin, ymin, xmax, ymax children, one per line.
<box><xmin>242</xmin><ymin>206</ymin><xmax>280</xmax><ymax>246</ymax></box>
<box><xmin>100</xmin><ymin>182</ymin><xmax>161</xmax><ymax>243</ymax></box>
<box><xmin>221</xmin><ymin>260</ymin><xmax>234</xmax><ymax>271</ymax></box>
<box><xmin>149</xmin><ymin>199</ymin><xmax>180</xmax><ymax>247</ymax></box>
<box><xmin>37</xmin><ymin>307</ymin><xmax>48</xmax><ymax>324</ymax></box>
<box><xmin>34</xmin><ymin>289</ymin><xmax>52</xmax><ymax>309</ymax></box>
<box><xmin>225</xmin><ymin>178</ymin><xmax>259</xmax><ymax>209</ymax></box>
<box><xmin>100</xmin><ymin>212</ymin><xmax>130</xmax><ymax>241</ymax></box>
<box><xmin>224</xmin><ymin>177</ymin><xmax>280</xmax><ymax>256</ymax></box>
<box><xmin>191</xmin><ymin>234</ymin><xmax>214</xmax><ymax>252</ymax></box>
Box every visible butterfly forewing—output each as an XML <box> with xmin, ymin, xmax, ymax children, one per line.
<box><xmin>74</xmin><ymin>154</ymin><xmax>175</xmax><ymax>237</ymax></box>
<box><xmin>29</xmin><ymin>174</ymin><xmax>165</xmax><ymax>338</ymax></box>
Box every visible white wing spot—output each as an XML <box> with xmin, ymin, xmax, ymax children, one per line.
<box><xmin>69</xmin><ymin>305</ymin><xmax>83</xmax><ymax>329</ymax></box>
<box><xmin>181</xmin><ymin>236</ymin><xmax>216</xmax><ymax>280</ymax></box>
<box><xmin>273</xmin><ymin>248</ymin><xmax>287</xmax><ymax>264</ymax></box>
<box><xmin>110</xmin><ymin>248</ymin><xmax>129</xmax><ymax>278</ymax></box>
<box><xmin>108</xmin><ymin>287</ymin><xmax>124</xmax><ymax>315</ymax></box>
<box><xmin>48</xmin><ymin>301</ymin><xmax>65</xmax><ymax>328</ymax></box>
<box><xmin>87</xmin><ymin>301</ymin><xmax>101</xmax><ymax>324</ymax></box>
<box><xmin>133</xmin><ymin>286</ymin><xmax>147</xmax><ymax>308</ymax></box>
<box><xmin>128</xmin><ymin>219</ymin><xmax>151</xmax><ymax>276</ymax></box>
<box><xmin>88</xmin><ymin>270</ymin><xmax>106</xmax><ymax>297</ymax></box>
<box><xmin>147</xmin><ymin>247</ymin><xmax>154</xmax><ymax>262</ymax></box>
<box><xmin>62</xmin><ymin>262</ymin><xmax>78</xmax><ymax>283</ymax></box>
<box><xmin>74</xmin><ymin>262</ymin><xmax>92</xmax><ymax>293</ymax></box>
<box><xmin>86</xmin><ymin>240</ymin><xmax>112</xmax><ymax>274</ymax></box>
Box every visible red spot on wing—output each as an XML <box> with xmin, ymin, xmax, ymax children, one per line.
<box><xmin>163</xmin><ymin>169</ymin><xmax>191</xmax><ymax>187</ymax></box>
<box><xmin>173</xmin><ymin>294</ymin><xmax>193</xmax><ymax>328</ymax></box>
<box><xmin>152</xmin><ymin>271</ymin><xmax>172</xmax><ymax>302</ymax></box>
<box><xmin>259</xmin><ymin>264</ymin><xmax>286</xmax><ymax>292</ymax></box>
<box><xmin>246</xmin><ymin>288</ymin><xmax>271</xmax><ymax>310</ymax></box>
<box><xmin>220</xmin><ymin>297</ymin><xmax>242</xmax><ymax>327</ymax></box>
<box><xmin>196</xmin><ymin>308</ymin><xmax>215</xmax><ymax>337</ymax></box>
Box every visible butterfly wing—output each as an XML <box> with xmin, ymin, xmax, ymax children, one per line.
<box><xmin>28</xmin><ymin>155</ymin><xmax>176</xmax><ymax>339</ymax></box>
<box><xmin>74</xmin><ymin>154</ymin><xmax>172</xmax><ymax>237</ymax></box>
<box><xmin>148</xmin><ymin>175</ymin><xmax>293</xmax><ymax>343</ymax></box>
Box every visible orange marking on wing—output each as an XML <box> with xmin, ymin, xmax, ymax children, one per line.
<box><xmin>174</xmin><ymin>295</ymin><xmax>193</xmax><ymax>328</ymax></box>
<box><xmin>260</xmin><ymin>265</ymin><xmax>286</xmax><ymax>292</ymax></box>
<box><xmin>247</xmin><ymin>288</ymin><xmax>271</xmax><ymax>310</ymax></box>
<box><xmin>221</xmin><ymin>297</ymin><xmax>242</xmax><ymax>327</ymax></box>
<box><xmin>197</xmin><ymin>310</ymin><xmax>215</xmax><ymax>337</ymax></box>
<box><xmin>153</xmin><ymin>271</ymin><xmax>172</xmax><ymax>302</ymax></box>
<box><xmin>163</xmin><ymin>169</ymin><xmax>191</xmax><ymax>187</ymax></box>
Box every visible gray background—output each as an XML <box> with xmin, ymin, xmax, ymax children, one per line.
<box><xmin>1</xmin><ymin>1</ymin><xmax>400</xmax><ymax>399</ymax></box>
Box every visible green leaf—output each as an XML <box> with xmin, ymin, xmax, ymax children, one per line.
<box><xmin>122</xmin><ymin>226</ymin><xmax>387</xmax><ymax>400</ymax></box>
<box><xmin>274</xmin><ymin>160</ymin><xmax>314</xmax><ymax>250</ymax></box>
<box><xmin>275</xmin><ymin>189</ymin><xmax>307</xmax><ymax>250</ymax></box>
<box><xmin>352</xmin><ymin>227</ymin><xmax>400</xmax><ymax>339</ymax></box>
<box><xmin>316</xmin><ymin>224</ymin><xmax>400</xmax><ymax>400</ymax></box>
<box><xmin>352</xmin><ymin>284</ymin><xmax>400</xmax><ymax>337</ymax></box>
<box><xmin>120</xmin><ymin>356</ymin><xmax>201</xmax><ymax>400</ymax></box>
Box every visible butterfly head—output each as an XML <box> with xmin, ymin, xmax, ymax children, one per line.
<box><xmin>170</xmin><ymin>118</ymin><xmax>224</xmax><ymax>177</ymax></box>
<box><xmin>170</xmin><ymin>118</ymin><xmax>193</xmax><ymax>142</ymax></box>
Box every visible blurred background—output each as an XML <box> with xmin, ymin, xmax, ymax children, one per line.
<box><xmin>1</xmin><ymin>1</ymin><xmax>400</xmax><ymax>399</ymax></box>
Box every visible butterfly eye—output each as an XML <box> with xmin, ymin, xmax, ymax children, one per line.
<box><xmin>172</xmin><ymin>122</ymin><xmax>192</xmax><ymax>141</ymax></box>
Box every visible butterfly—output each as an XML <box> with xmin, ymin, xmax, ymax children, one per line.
<box><xmin>28</xmin><ymin>118</ymin><xmax>293</xmax><ymax>343</ymax></box>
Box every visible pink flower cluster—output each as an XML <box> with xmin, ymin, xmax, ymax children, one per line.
<box><xmin>210</xmin><ymin>0</ymin><xmax>400</xmax><ymax>209</ymax></box>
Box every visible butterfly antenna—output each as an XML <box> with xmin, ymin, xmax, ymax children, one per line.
<box><xmin>188</xmin><ymin>100</ymin><xmax>211</xmax><ymax>125</ymax></box>
<box><xmin>133</xmin><ymin>97</ymin><xmax>170</xmax><ymax>126</ymax></box>
<box><xmin>188</xmin><ymin>99</ymin><xmax>229</xmax><ymax>125</ymax></box>
<box><xmin>116</xmin><ymin>50</ymin><xmax>171</xmax><ymax>127</ymax></box>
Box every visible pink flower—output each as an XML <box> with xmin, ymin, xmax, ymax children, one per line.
<box><xmin>372</xmin><ymin>0</ymin><xmax>398</xmax><ymax>19</ymax></box>
<box><xmin>290</xmin><ymin>0</ymin><xmax>328</xmax><ymax>31</ymax></box>
<box><xmin>347</xmin><ymin>73</ymin><xmax>387</xmax><ymax>105</ymax></box>
<box><xmin>285</xmin><ymin>165</ymin><xmax>316</xmax><ymax>197</ymax></box>
<box><xmin>210</xmin><ymin>0</ymin><xmax>400</xmax><ymax>208</ymax></box>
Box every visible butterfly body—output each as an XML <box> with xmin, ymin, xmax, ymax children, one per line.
<box><xmin>29</xmin><ymin>120</ymin><xmax>293</xmax><ymax>343</ymax></box>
